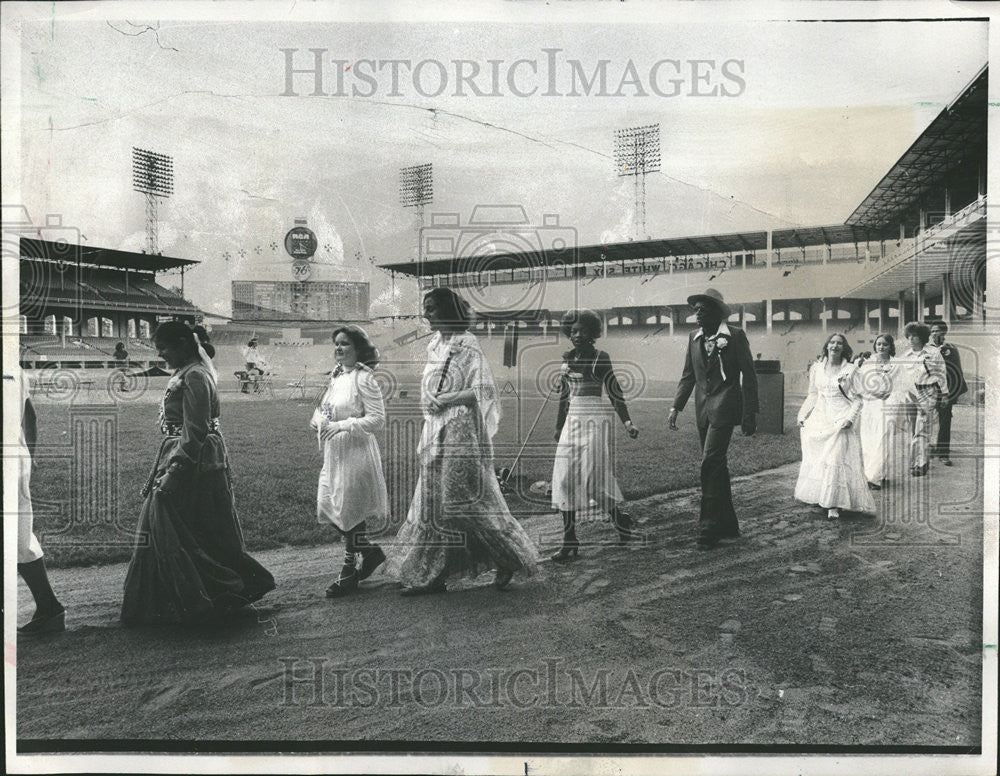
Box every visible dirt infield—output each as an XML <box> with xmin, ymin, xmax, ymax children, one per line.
<box><xmin>14</xmin><ymin>410</ymin><xmax>985</xmax><ymax>749</ymax></box>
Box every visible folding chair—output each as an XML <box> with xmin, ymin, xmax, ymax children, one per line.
<box><xmin>286</xmin><ymin>367</ymin><xmax>307</xmax><ymax>400</ymax></box>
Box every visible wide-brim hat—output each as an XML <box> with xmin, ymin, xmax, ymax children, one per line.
<box><xmin>687</xmin><ymin>288</ymin><xmax>730</xmax><ymax>317</ymax></box>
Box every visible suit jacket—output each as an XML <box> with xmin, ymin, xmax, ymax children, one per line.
<box><xmin>937</xmin><ymin>343</ymin><xmax>968</xmax><ymax>404</ymax></box>
<box><xmin>672</xmin><ymin>324</ymin><xmax>759</xmax><ymax>429</ymax></box>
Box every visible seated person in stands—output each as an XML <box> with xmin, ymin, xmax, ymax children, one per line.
<box><xmin>113</xmin><ymin>341</ymin><xmax>129</xmax><ymax>365</ymax></box>
<box><xmin>241</xmin><ymin>338</ymin><xmax>268</xmax><ymax>393</ymax></box>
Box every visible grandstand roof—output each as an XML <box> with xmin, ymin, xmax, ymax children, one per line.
<box><xmin>380</xmin><ymin>223</ymin><xmax>899</xmax><ymax>277</ymax></box>
<box><xmin>846</xmin><ymin>65</ymin><xmax>987</xmax><ymax>229</ymax></box>
<box><xmin>20</xmin><ymin>237</ymin><xmax>199</xmax><ymax>272</ymax></box>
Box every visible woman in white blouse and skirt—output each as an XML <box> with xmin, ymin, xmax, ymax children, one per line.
<box><xmin>795</xmin><ymin>332</ymin><xmax>876</xmax><ymax>519</ymax></box>
<box><xmin>310</xmin><ymin>325</ymin><xmax>389</xmax><ymax>598</ymax></box>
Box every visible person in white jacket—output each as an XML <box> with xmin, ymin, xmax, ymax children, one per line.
<box><xmin>310</xmin><ymin>325</ymin><xmax>389</xmax><ymax>598</ymax></box>
<box><xmin>794</xmin><ymin>333</ymin><xmax>877</xmax><ymax>519</ymax></box>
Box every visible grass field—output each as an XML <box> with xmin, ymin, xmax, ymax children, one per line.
<box><xmin>28</xmin><ymin>395</ymin><xmax>803</xmax><ymax>567</ymax></box>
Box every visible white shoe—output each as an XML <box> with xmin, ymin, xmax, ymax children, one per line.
<box><xmin>827</xmin><ymin>508</ymin><xmax>840</xmax><ymax>520</ymax></box>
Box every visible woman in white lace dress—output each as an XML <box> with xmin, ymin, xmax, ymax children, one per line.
<box><xmin>795</xmin><ymin>333</ymin><xmax>876</xmax><ymax>519</ymax></box>
<box><xmin>310</xmin><ymin>325</ymin><xmax>389</xmax><ymax>598</ymax></box>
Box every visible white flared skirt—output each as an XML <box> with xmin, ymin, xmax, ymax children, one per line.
<box><xmin>859</xmin><ymin>399</ymin><xmax>908</xmax><ymax>483</ymax></box>
<box><xmin>317</xmin><ymin>431</ymin><xmax>389</xmax><ymax>532</ymax></box>
<box><xmin>551</xmin><ymin>396</ymin><xmax>624</xmax><ymax>512</ymax></box>
<box><xmin>795</xmin><ymin>413</ymin><xmax>877</xmax><ymax>514</ymax></box>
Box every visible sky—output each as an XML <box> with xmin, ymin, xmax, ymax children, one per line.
<box><xmin>4</xmin><ymin>3</ymin><xmax>988</xmax><ymax>318</ymax></box>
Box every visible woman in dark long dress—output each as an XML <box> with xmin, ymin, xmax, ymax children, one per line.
<box><xmin>121</xmin><ymin>323</ymin><xmax>275</xmax><ymax>625</ymax></box>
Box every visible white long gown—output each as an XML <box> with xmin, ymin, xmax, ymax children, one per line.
<box><xmin>312</xmin><ymin>365</ymin><xmax>389</xmax><ymax>532</ymax></box>
<box><xmin>857</xmin><ymin>358</ymin><xmax>907</xmax><ymax>484</ymax></box>
<box><xmin>795</xmin><ymin>359</ymin><xmax>877</xmax><ymax>513</ymax></box>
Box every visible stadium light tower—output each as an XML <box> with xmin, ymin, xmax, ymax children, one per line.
<box><xmin>399</xmin><ymin>162</ymin><xmax>433</xmax><ymax>260</ymax></box>
<box><xmin>132</xmin><ymin>147</ymin><xmax>174</xmax><ymax>255</ymax></box>
<box><xmin>614</xmin><ymin>124</ymin><xmax>661</xmax><ymax>239</ymax></box>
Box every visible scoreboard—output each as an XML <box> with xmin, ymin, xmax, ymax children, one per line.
<box><xmin>232</xmin><ymin>280</ymin><xmax>369</xmax><ymax>321</ymax></box>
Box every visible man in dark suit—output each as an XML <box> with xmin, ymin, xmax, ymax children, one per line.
<box><xmin>668</xmin><ymin>289</ymin><xmax>758</xmax><ymax>549</ymax></box>
<box><xmin>929</xmin><ymin>320</ymin><xmax>968</xmax><ymax>466</ymax></box>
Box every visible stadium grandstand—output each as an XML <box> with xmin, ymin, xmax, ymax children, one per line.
<box><xmin>376</xmin><ymin>65</ymin><xmax>987</xmax><ymax>398</ymax></box>
<box><xmin>18</xmin><ymin>236</ymin><xmax>199</xmax><ymax>371</ymax></box>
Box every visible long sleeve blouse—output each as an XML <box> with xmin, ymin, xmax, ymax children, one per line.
<box><xmin>310</xmin><ymin>365</ymin><xmax>386</xmax><ymax>439</ymax></box>
<box><xmin>161</xmin><ymin>362</ymin><xmax>224</xmax><ymax>470</ymax></box>
<box><xmin>797</xmin><ymin>359</ymin><xmax>864</xmax><ymax>427</ymax></box>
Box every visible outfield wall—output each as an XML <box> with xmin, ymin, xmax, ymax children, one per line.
<box><xmin>205</xmin><ymin>318</ymin><xmax>987</xmax><ymax>407</ymax></box>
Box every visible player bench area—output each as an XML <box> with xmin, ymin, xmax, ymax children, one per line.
<box><xmin>232</xmin><ymin>369</ymin><xmax>275</xmax><ymax>397</ymax></box>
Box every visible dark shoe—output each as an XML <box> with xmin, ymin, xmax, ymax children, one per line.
<box><xmin>613</xmin><ymin>510</ymin><xmax>642</xmax><ymax>545</ymax></box>
<box><xmin>867</xmin><ymin>481</ymin><xmax>882</xmax><ymax>491</ymax></box>
<box><xmin>400</xmin><ymin>576</ymin><xmax>447</xmax><ymax>597</ymax></box>
<box><xmin>941</xmin><ymin>458</ymin><xmax>953</xmax><ymax>467</ymax></box>
<box><xmin>17</xmin><ymin>607</ymin><xmax>66</xmax><ymax>636</ymax></box>
<box><xmin>494</xmin><ymin>568</ymin><xmax>514</xmax><ymax>590</ymax></box>
<box><xmin>357</xmin><ymin>545</ymin><xmax>386</xmax><ymax>581</ymax></box>
<box><xmin>325</xmin><ymin>567</ymin><xmax>359</xmax><ymax>598</ymax></box>
<box><xmin>550</xmin><ymin>542</ymin><xmax>580</xmax><ymax>563</ymax></box>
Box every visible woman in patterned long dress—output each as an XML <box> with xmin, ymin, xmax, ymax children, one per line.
<box><xmin>121</xmin><ymin>323</ymin><xmax>275</xmax><ymax>625</ymax></box>
<box><xmin>794</xmin><ymin>332</ymin><xmax>876</xmax><ymax>520</ymax></box>
<box><xmin>550</xmin><ymin>309</ymin><xmax>641</xmax><ymax>562</ymax></box>
<box><xmin>310</xmin><ymin>325</ymin><xmax>389</xmax><ymax>599</ymax></box>
<box><xmin>384</xmin><ymin>288</ymin><xmax>540</xmax><ymax>595</ymax></box>
<box><xmin>857</xmin><ymin>334</ymin><xmax>905</xmax><ymax>489</ymax></box>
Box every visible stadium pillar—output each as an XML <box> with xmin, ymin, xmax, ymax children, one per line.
<box><xmin>942</xmin><ymin>272</ymin><xmax>952</xmax><ymax>324</ymax></box>
<box><xmin>916</xmin><ymin>282</ymin><xmax>926</xmax><ymax>322</ymax></box>
<box><xmin>897</xmin><ymin>291</ymin><xmax>906</xmax><ymax>337</ymax></box>
<box><xmin>766</xmin><ymin>298</ymin><xmax>772</xmax><ymax>334</ymax></box>
<box><xmin>766</xmin><ymin>230</ymin><xmax>772</xmax><ymax>269</ymax></box>
<box><xmin>820</xmin><ymin>298</ymin><xmax>827</xmax><ymax>333</ymax></box>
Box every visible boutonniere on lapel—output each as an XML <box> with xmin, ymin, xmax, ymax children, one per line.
<box><xmin>165</xmin><ymin>372</ymin><xmax>184</xmax><ymax>392</ymax></box>
<box><xmin>707</xmin><ymin>334</ymin><xmax>729</xmax><ymax>380</ymax></box>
